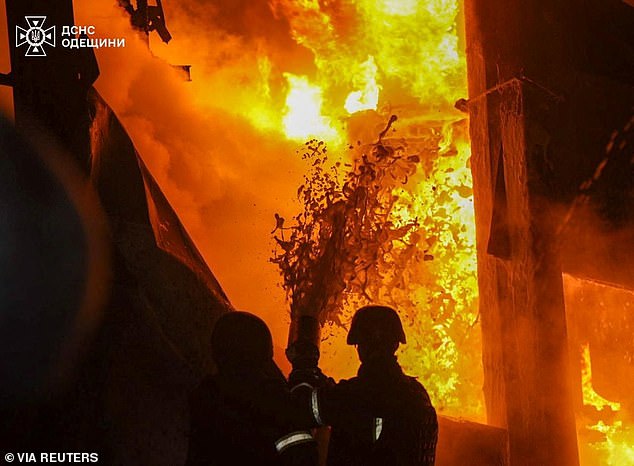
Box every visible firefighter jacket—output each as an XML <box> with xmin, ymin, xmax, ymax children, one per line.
<box><xmin>186</xmin><ymin>363</ymin><xmax>318</xmax><ymax>466</ymax></box>
<box><xmin>292</xmin><ymin>356</ymin><xmax>438</xmax><ymax>466</ymax></box>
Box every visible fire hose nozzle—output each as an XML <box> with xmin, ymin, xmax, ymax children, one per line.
<box><xmin>286</xmin><ymin>339</ymin><xmax>320</xmax><ymax>370</ymax></box>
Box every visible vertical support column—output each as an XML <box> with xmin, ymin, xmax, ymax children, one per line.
<box><xmin>467</xmin><ymin>79</ymin><xmax>580</xmax><ymax>465</ymax></box>
<box><xmin>463</xmin><ymin>0</ymin><xmax>583</xmax><ymax>463</ymax></box>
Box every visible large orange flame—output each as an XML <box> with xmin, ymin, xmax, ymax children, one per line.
<box><xmin>579</xmin><ymin>344</ymin><xmax>634</xmax><ymax>465</ymax></box>
<box><xmin>44</xmin><ymin>1</ymin><xmax>634</xmax><ymax>459</ymax></box>
<box><xmin>76</xmin><ymin>0</ymin><xmax>481</xmax><ymax>419</ymax></box>
<box><xmin>266</xmin><ymin>0</ymin><xmax>482</xmax><ymax>418</ymax></box>
<box><xmin>564</xmin><ymin>274</ymin><xmax>634</xmax><ymax>466</ymax></box>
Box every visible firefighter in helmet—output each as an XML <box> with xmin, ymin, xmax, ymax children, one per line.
<box><xmin>186</xmin><ymin>311</ymin><xmax>317</xmax><ymax>466</ymax></box>
<box><xmin>289</xmin><ymin>305</ymin><xmax>438</xmax><ymax>466</ymax></box>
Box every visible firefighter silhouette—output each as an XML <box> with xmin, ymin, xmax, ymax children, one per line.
<box><xmin>186</xmin><ymin>311</ymin><xmax>317</xmax><ymax>466</ymax></box>
<box><xmin>289</xmin><ymin>305</ymin><xmax>438</xmax><ymax>466</ymax></box>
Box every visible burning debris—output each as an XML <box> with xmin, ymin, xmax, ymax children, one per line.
<box><xmin>80</xmin><ymin>2</ymin><xmax>477</xmax><ymax>401</ymax></box>
<box><xmin>2</xmin><ymin>0</ymin><xmax>633</xmax><ymax>464</ymax></box>
<box><xmin>67</xmin><ymin>0</ymin><xmax>632</xmax><ymax>463</ymax></box>
<box><xmin>272</xmin><ymin>116</ymin><xmax>419</xmax><ymax>326</ymax></box>
<box><xmin>118</xmin><ymin>0</ymin><xmax>172</xmax><ymax>43</ymax></box>
<box><xmin>273</xmin><ymin>113</ymin><xmax>482</xmax><ymax>416</ymax></box>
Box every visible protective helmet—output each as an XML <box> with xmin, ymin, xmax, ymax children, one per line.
<box><xmin>347</xmin><ymin>305</ymin><xmax>406</xmax><ymax>346</ymax></box>
<box><xmin>211</xmin><ymin>311</ymin><xmax>274</xmax><ymax>369</ymax></box>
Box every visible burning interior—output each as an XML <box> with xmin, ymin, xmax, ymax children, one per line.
<box><xmin>1</xmin><ymin>0</ymin><xmax>633</xmax><ymax>465</ymax></box>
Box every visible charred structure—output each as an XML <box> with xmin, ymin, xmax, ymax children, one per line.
<box><xmin>1</xmin><ymin>0</ymin><xmax>633</xmax><ymax>465</ymax></box>
<box><xmin>2</xmin><ymin>1</ymin><xmax>230</xmax><ymax>464</ymax></box>
<box><xmin>465</xmin><ymin>0</ymin><xmax>634</xmax><ymax>464</ymax></box>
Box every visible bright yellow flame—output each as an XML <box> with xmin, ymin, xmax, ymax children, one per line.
<box><xmin>377</xmin><ymin>0</ymin><xmax>420</xmax><ymax>16</ymax></box>
<box><xmin>579</xmin><ymin>343</ymin><xmax>634</xmax><ymax>466</ymax></box>
<box><xmin>354</xmin><ymin>0</ymin><xmax>465</xmax><ymax>106</ymax></box>
<box><xmin>592</xmin><ymin>422</ymin><xmax>634</xmax><ymax>466</ymax></box>
<box><xmin>273</xmin><ymin>0</ymin><xmax>481</xmax><ymax>420</ymax></box>
<box><xmin>317</xmin><ymin>120</ymin><xmax>482</xmax><ymax>419</ymax></box>
<box><xmin>581</xmin><ymin>344</ymin><xmax>620</xmax><ymax>412</ymax></box>
<box><xmin>283</xmin><ymin>73</ymin><xmax>340</xmax><ymax>143</ymax></box>
<box><xmin>394</xmin><ymin>128</ymin><xmax>480</xmax><ymax>415</ymax></box>
<box><xmin>344</xmin><ymin>56</ymin><xmax>380</xmax><ymax>114</ymax></box>
<box><xmin>179</xmin><ymin>0</ymin><xmax>480</xmax><ymax>420</ymax></box>
<box><xmin>244</xmin><ymin>57</ymin><xmax>281</xmax><ymax>132</ymax></box>
<box><xmin>272</xmin><ymin>0</ymin><xmax>466</xmax><ymax>112</ymax></box>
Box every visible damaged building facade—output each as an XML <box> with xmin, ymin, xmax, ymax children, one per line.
<box><xmin>1</xmin><ymin>0</ymin><xmax>633</xmax><ymax>465</ymax></box>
